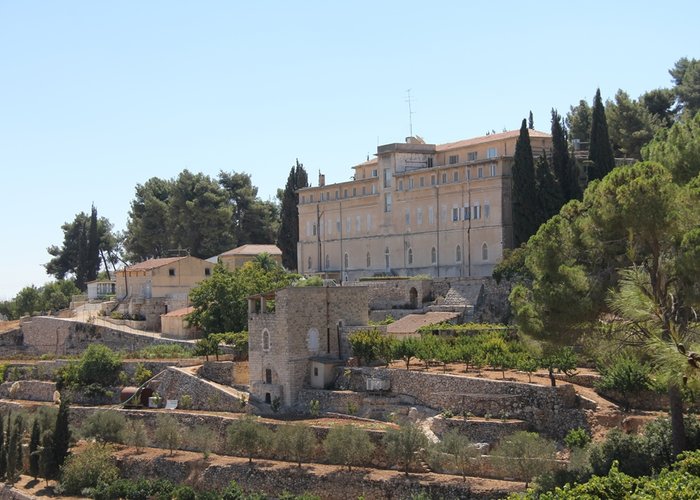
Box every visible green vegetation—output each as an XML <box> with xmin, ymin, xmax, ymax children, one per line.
<box><xmin>56</xmin><ymin>344</ymin><xmax>123</xmax><ymax>394</ymax></box>
<box><xmin>57</xmin><ymin>442</ymin><xmax>119</xmax><ymax>495</ymax></box>
<box><xmin>274</xmin><ymin>423</ymin><xmax>317</xmax><ymax>467</ymax></box>
<box><xmin>81</xmin><ymin>410</ymin><xmax>126</xmax><ymax>444</ymax></box>
<box><xmin>188</xmin><ymin>261</ymin><xmax>299</xmax><ymax>334</ymax></box>
<box><xmin>596</xmin><ymin>355</ymin><xmax>653</xmax><ymax>411</ymax></box>
<box><xmin>323</xmin><ymin>424</ymin><xmax>375</xmax><ymax>471</ymax></box>
<box><xmin>492</xmin><ymin>431</ymin><xmax>558</xmax><ymax>488</ymax></box>
<box><xmin>130</xmin><ymin>343</ymin><xmax>194</xmax><ymax>359</ymax></box>
<box><xmin>383</xmin><ymin>422</ymin><xmax>429</xmax><ymax>477</ymax></box>
<box><xmin>155</xmin><ymin>414</ymin><xmax>182</xmax><ymax>456</ymax></box>
<box><xmin>226</xmin><ymin>415</ymin><xmax>272</xmax><ymax>464</ymax></box>
<box><xmin>348</xmin><ymin>329</ymin><xmax>397</xmax><ymax>366</ymax></box>
<box><xmin>0</xmin><ymin>280</ymin><xmax>81</xmax><ymax>319</ymax></box>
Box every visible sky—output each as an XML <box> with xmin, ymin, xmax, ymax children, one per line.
<box><xmin>0</xmin><ymin>1</ymin><xmax>697</xmax><ymax>300</ymax></box>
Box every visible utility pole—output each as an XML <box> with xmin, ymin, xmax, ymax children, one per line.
<box><xmin>406</xmin><ymin>89</ymin><xmax>415</xmax><ymax>138</ymax></box>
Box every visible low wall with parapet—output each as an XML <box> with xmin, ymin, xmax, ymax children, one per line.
<box><xmin>19</xmin><ymin>316</ymin><xmax>192</xmax><ymax>355</ymax></box>
<box><xmin>336</xmin><ymin>367</ymin><xmax>588</xmax><ymax>439</ymax></box>
<box><xmin>152</xmin><ymin>367</ymin><xmax>247</xmax><ymax>413</ymax></box>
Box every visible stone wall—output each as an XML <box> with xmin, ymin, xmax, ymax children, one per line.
<box><xmin>0</xmin><ymin>380</ymin><xmax>56</xmax><ymax>402</ymax></box>
<box><xmin>354</xmin><ymin>279</ymin><xmax>432</xmax><ymax>310</ymax></box>
<box><xmin>19</xmin><ymin>316</ymin><xmax>192</xmax><ymax>355</ymax></box>
<box><xmin>152</xmin><ymin>367</ymin><xmax>247</xmax><ymax>413</ymax></box>
<box><xmin>430</xmin><ymin>415</ymin><xmax>529</xmax><ymax>444</ymax></box>
<box><xmin>337</xmin><ymin>368</ymin><xmax>588</xmax><ymax>439</ymax></box>
<box><xmin>198</xmin><ymin>361</ymin><xmax>235</xmax><ymax>386</ymax></box>
<box><xmin>115</xmin><ymin>452</ymin><xmax>511</xmax><ymax>500</ymax></box>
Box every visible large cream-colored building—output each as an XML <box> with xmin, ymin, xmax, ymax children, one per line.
<box><xmin>297</xmin><ymin>130</ymin><xmax>552</xmax><ymax>280</ymax></box>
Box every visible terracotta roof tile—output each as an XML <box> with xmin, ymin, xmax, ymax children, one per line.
<box><xmin>219</xmin><ymin>244</ymin><xmax>282</xmax><ymax>257</ymax></box>
<box><xmin>387</xmin><ymin>312</ymin><xmax>461</xmax><ymax>335</ymax></box>
<box><xmin>161</xmin><ymin>306</ymin><xmax>194</xmax><ymax>318</ymax></box>
<box><xmin>124</xmin><ymin>257</ymin><xmax>186</xmax><ymax>271</ymax></box>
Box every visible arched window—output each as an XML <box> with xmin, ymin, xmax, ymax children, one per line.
<box><xmin>262</xmin><ymin>329</ymin><xmax>270</xmax><ymax>352</ymax></box>
<box><xmin>366</xmin><ymin>252</ymin><xmax>371</xmax><ymax>267</ymax></box>
<box><xmin>456</xmin><ymin>245</ymin><xmax>462</xmax><ymax>262</ymax></box>
<box><xmin>306</xmin><ymin>328</ymin><xmax>320</xmax><ymax>353</ymax></box>
<box><xmin>384</xmin><ymin>247</ymin><xmax>390</xmax><ymax>269</ymax></box>
<box><xmin>307</xmin><ymin>256</ymin><xmax>312</xmax><ymax>270</ymax></box>
<box><xmin>482</xmin><ymin>243</ymin><xmax>489</xmax><ymax>261</ymax></box>
<box><xmin>431</xmin><ymin>247</ymin><xmax>437</xmax><ymax>264</ymax></box>
<box><xmin>325</xmin><ymin>254</ymin><xmax>330</xmax><ymax>270</ymax></box>
<box><xmin>344</xmin><ymin>252</ymin><xmax>349</xmax><ymax>269</ymax></box>
<box><xmin>408</xmin><ymin>248</ymin><xmax>413</xmax><ymax>265</ymax></box>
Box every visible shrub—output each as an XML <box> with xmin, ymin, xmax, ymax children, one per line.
<box><xmin>384</xmin><ymin>423</ymin><xmax>430</xmax><ymax>477</ymax></box>
<box><xmin>589</xmin><ymin>428</ymin><xmax>648</xmax><ymax>477</ymax></box>
<box><xmin>437</xmin><ymin>429</ymin><xmax>479</xmax><ymax>481</ymax></box>
<box><xmin>274</xmin><ymin>424</ymin><xmax>317</xmax><ymax>467</ymax></box>
<box><xmin>226</xmin><ymin>415</ymin><xmax>272</xmax><ymax>464</ymax></box>
<box><xmin>564</xmin><ymin>427</ymin><xmax>591</xmax><ymax>449</ymax></box>
<box><xmin>348</xmin><ymin>329</ymin><xmax>393</xmax><ymax>366</ymax></box>
<box><xmin>124</xmin><ymin>419</ymin><xmax>147</xmax><ymax>452</ymax></box>
<box><xmin>155</xmin><ymin>414</ymin><xmax>181</xmax><ymax>455</ymax></box>
<box><xmin>133</xmin><ymin>363</ymin><xmax>153</xmax><ymax>386</ymax></box>
<box><xmin>179</xmin><ymin>394</ymin><xmax>193</xmax><ymax>409</ymax></box>
<box><xmin>190</xmin><ymin>424</ymin><xmax>216</xmax><ymax>459</ymax></box>
<box><xmin>77</xmin><ymin>344</ymin><xmax>122</xmax><ymax>387</ymax></box>
<box><xmin>596</xmin><ymin>355</ymin><xmax>652</xmax><ymax>411</ymax></box>
<box><xmin>81</xmin><ymin>410</ymin><xmax>126</xmax><ymax>444</ymax></box>
<box><xmin>492</xmin><ymin>431</ymin><xmax>557</xmax><ymax>488</ymax></box>
<box><xmin>57</xmin><ymin>443</ymin><xmax>119</xmax><ymax>495</ymax></box>
<box><xmin>323</xmin><ymin>424</ymin><xmax>375</xmax><ymax>471</ymax></box>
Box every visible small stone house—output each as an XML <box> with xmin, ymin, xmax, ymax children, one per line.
<box><xmin>160</xmin><ymin>306</ymin><xmax>201</xmax><ymax>339</ymax></box>
<box><xmin>212</xmin><ymin>244</ymin><xmax>283</xmax><ymax>270</ymax></box>
<box><xmin>248</xmin><ymin>285</ymin><xmax>368</xmax><ymax>408</ymax></box>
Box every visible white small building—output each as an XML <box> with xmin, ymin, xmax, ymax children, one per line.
<box><xmin>86</xmin><ymin>280</ymin><xmax>116</xmax><ymax>300</ymax></box>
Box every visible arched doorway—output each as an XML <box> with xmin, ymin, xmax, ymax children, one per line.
<box><xmin>409</xmin><ymin>287</ymin><xmax>418</xmax><ymax>309</ymax></box>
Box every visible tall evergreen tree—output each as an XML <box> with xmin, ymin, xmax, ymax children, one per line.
<box><xmin>39</xmin><ymin>430</ymin><xmax>57</xmax><ymax>485</ymax></box>
<box><xmin>29</xmin><ymin>419</ymin><xmax>40</xmax><ymax>480</ymax></box>
<box><xmin>53</xmin><ymin>399</ymin><xmax>71</xmax><ymax>469</ymax></box>
<box><xmin>534</xmin><ymin>154</ymin><xmax>563</xmax><ymax>225</ymax></box>
<box><xmin>512</xmin><ymin>119</ymin><xmax>539</xmax><ymax>246</ymax></box>
<box><xmin>551</xmin><ymin>109</ymin><xmax>582</xmax><ymax>202</ymax></box>
<box><xmin>277</xmin><ymin>159</ymin><xmax>309</xmax><ymax>270</ymax></box>
<box><xmin>588</xmin><ymin>88</ymin><xmax>616</xmax><ymax>181</ymax></box>
<box><xmin>528</xmin><ymin>111</ymin><xmax>534</xmax><ymax>130</ymax></box>
<box><xmin>86</xmin><ymin>204</ymin><xmax>100</xmax><ymax>283</ymax></box>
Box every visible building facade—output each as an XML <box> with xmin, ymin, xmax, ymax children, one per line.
<box><xmin>248</xmin><ymin>286</ymin><xmax>368</xmax><ymax>408</ymax></box>
<box><xmin>297</xmin><ymin>130</ymin><xmax>552</xmax><ymax>280</ymax></box>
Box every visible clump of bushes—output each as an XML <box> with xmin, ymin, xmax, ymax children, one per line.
<box><xmin>55</xmin><ymin>344</ymin><xmax>123</xmax><ymax>394</ymax></box>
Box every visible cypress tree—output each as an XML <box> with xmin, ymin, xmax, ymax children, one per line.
<box><xmin>551</xmin><ymin>109</ymin><xmax>582</xmax><ymax>202</ymax></box>
<box><xmin>86</xmin><ymin>204</ymin><xmax>100</xmax><ymax>283</ymax></box>
<box><xmin>29</xmin><ymin>419</ymin><xmax>40</xmax><ymax>480</ymax></box>
<box><xmin>277</xmin><ymin>159</ymin><xmax>309</xmax><ymax>270</ymax></box>
<box><xmin>6</xmin><ymin>420</ymin><xmax>20</xmax><ymax>481</ymax></box>
<box><xmin>53</xmin><ymin>398</ymin><xmax>71</xmax><ymax>469</ymax></box>
<box><xmin>40</xmin><ymin>430</ymin><xmax>57</xmax><ymax>485</ymax></box>
<box><xmin>535</xmin><ymin>153</ymin><xmax>563</xmax><ymax>225</ymax></box>
<box><xmin>512</xmin><ymin>119</ymin><xmax>539</xmax><ymax>246</ymax></box>
<box><xmin>528</xmin><ymin>111</ymin><xmax>534</xmax><ymax>130</ymax></box>
<box><xmin>588</xmin><ymin>88</ymin><xmax>616</xmax><ymax>181</ymax></box>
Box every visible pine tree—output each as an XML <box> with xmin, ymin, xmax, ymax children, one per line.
<box><xmin>277</xmin><ymin>159</ymin><xmax>309</xmax><ymax>270</ymax></box>
<box><xmin>535</xmin><ymin>154</ymin><xmax>563</xmax><ymax>225</ymax></box>
<box><xmin>528</xmin><ymin>111</ymin><xmax>534</xmax><ymax>130</ymax></box>
<box><xmin>512</xmin><ymin>119</ymin><xmax>539</xmax><ymax>246</ymax></box>
<box><xmin>551</xmin><ymin>109</ymin><xmax>581</xmax><ymax>202</ymax></box>
<box><xmin>29</xmin><ymin>419</ymin><xmax>40</xmax><ymax>480</ymax></box>
<box><xmin>588</xmin><ymin>88</ymin><xmax>616</xmax><ymax>181</ymax></box>
<box><xmin>53</xmin><ymin>398</ymin><xmax>71</xmax><ymax>469</ymax></box>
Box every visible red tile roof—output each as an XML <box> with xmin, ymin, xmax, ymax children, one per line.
<box><xmin>161</xmin><ymin>306</ymin><xmax>194</xmax><ymax>318</ymax></box>
<box><xmin>124</xmin><ymin>256</ymin><xmax>187</xmax><ymax>272</ymax></box>
<box><xmin>387</xmin><ymin>312</ymin><xmax>461</xmax><ymax>335</ymax></box>
<box><xmin>219</xmin><ymin>244</ymin><xmax>282</xmax><ymax>257</ymax></box>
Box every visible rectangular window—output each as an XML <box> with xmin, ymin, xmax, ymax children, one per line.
<box><xmin>362</xmin><ymin>186</ymin><xmax>366</xmax><ymax>195</ymax></box>
<box><xmin>344</xmin><ymin>189</ymin><xmax>348</xmax><ymax>198</ymax></box>
<box><xmin>441</xmin><ymin>205</ymin><xmax>447</xmax><ymax>222</ymax></box>
<box><xmin>468</xmin><ymin>151</ymin><xmax>477</xmax><ymax>161</ymax></box>
<box><xmin>312</xmin><ymin>223</ymin><xmax>317</xmax><ymax>236</ymax></box>
<box><xmin>309</xmin><ymin>194</ymin><xmax>314</xmax><ymax>202</ymax></box>
<box><xmin>417</xmin><ymin>208</ymin><xmax>423</xmax><ymax>225</ymax></box>
<box><xmin>320</xmin><ymin>193</ymin><xmax>324</xmax><ymax>201</ymax></box>
<box><xmin>431</xmin><ymin>175</ymin><xmax>436</xmax><ymax>186</ymax></box>
<box><xmin>336</xmin><ymin>218</ymin><xmax>341</xmax><ymax>233</ymax></box>
<box><xmin>464</xmin><ymin>206</ymin><xmax>471</xmax><ymax>220</ymax></box>
<box><xmin>409</xmin><ymin>178</ymin><xmax>414</xmax><ymax>189</ymax></box>
<box><xmin>427</xmin><ymin>158</ymin><xmax>433</xmax><ymax>168</ymax></box>
<box><xmin>372</xmin><ymin>169</ymin><xmax>378</xmax><ymax>177</ymax></box>
<box><xmin>428</xmin><ymin>206</ymin><xmax>435</xmax><ymax>225</ymax></box>
<box><xmin>405</xmin><ymin>208</ymin><xmax>411</xmax><ymax>226</ymax></box>
<box><xmin>205</xmin><ymin>268</ymin><xmax>211</xmax><ymax>276</ymax></box>
<box><xmin>453</xmin><ymin>171</ymin><xmax>459</xmax><ymax>182</ymax></box>
<box><xmin>449</xmin><ymin>154</ymin><xmax>459</xmax><ymax>165</ymax></box>
<box><xmin>487</xmin><ymin>147</ymin><xmax>497</xmax><ymax>158</ymax></box>
<box><xmin>473</xmin><ymin>204</ymin><xmax>481</xmax><ymax>219</ymax></box>
<box><xmin>384</xmin><ymin>193</ymin><xmax>392</xmax><ymax>212</ymax></box>
<box><xmin>371</xmin><ymin>184</ymin><xmax>376</xmax><ymax>194</ymax></box>
<box><xmin>452</xmin><ymin>207</ymin><xmax>459</xmax><ymax>221</ymax></box>
<box><xmin>398</xmin><ymin>179</ymin><xmax>403</xmax><ymax>191</ymax></box>
<box><xmin>169</xmin><ymin>268</ymin><xmax>175</xmax><ymax>276</ymax></box>
<box><xmin>490</xmin><ymin>163</ymin><xmax>497</xmax><ymax>176</ymax></box>
<box><xmin>478</xmin><ymin>166</ymin><xmax>483</xmax><ymax>178</ymax></box>
<box><xmin>367</xmin><ymin>214</ymin><xmax>372</xmax><ymax>231</ymax></box>
<box><xmin>383</xmin><ymin>168</ymin><xmax>392</xmax><ymax>188</ymax></box>
<box><xmin>419</xmin><ymin>177</ymin><xmax>425</xmax><ymax>187</ymax></box>
<box><xmin>346</xmin><ymin>218</ymin><xmax>352</xmax><ymax>233</ymax></box>
<box><xmin>441</xmin><ymin>173</ymin><xmax>447</xmax><ymax>184</ymax></box>
<box><xmin>356</xmin><ymin>216</ymin><xmax>361</xmax><ymax>232</ymax></box>
<box><xmin>335</xmin><ymin>190</ymin><xmax>339</xmax><ymax>200</ymax></box>
<box><xmin>484</xmin><ymin>202</ymin><xmax>490</xmax><ymax>219</ymax></box>
<box><xmin>352</xmin><ymin>187</ymin><xmax>356</xmax><ymax>196</ymax></box>
<box><xmin>301</xmin><ymin>195</ymin><xmax>306</xmax><ymax>204</ymax></box>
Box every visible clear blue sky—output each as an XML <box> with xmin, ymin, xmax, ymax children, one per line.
<box><xmin>0</xmin><ymin>1</ymin><xmax>697</xmax><ymax>300</ymax></box>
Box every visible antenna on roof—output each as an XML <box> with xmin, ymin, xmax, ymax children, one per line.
<box><xmin>405</xmin><ymin>89</ymin><xmax>415</xmax><ymax>138</ymax></box>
